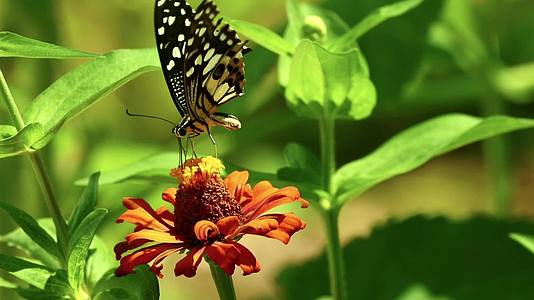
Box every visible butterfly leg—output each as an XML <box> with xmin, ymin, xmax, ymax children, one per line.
<box><xmin>206</xmin><ymin>126</ymin><xmax>218</xmax><ymax>158</ymax></box>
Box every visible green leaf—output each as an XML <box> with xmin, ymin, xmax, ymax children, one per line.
<box><xmin>510</xmin><ymin>233</ymin><xmax>534</xmax><ymax>254</ymax></box>
<box><xmin>277</xmin><ymin>216</ymin><xmax>534</xmax><ymax>300</ymax></box>
<box><xmin>76</xmin><ymin>152</ymin><xmax>178</xmax><ymax>186</ymax></box>
<box><xmin>0</xmin><ymin>254</ymin><xmax>53</xmax><ymax>289</ymax></box>
<box><xmin>0</xmin><ymin>125</ymin><xmax>17</xmax><ymax>139</ymax></box>
<box><xmin>86</xmin><ymin>236</ymin><xmax>116</xmax><ymax>290</ymax></box>
<box><xmin>93</xmin><ymin>266</ymin><xmax>159</xmax><ymax>300</ymax></box>
<box><xmin>0</xmin><ymin>123</ymin><xmax>44</xmax><ymax>159</ymax></box>
<box><xmin>284</xmin><ymin>143</ymin><xmax>321</xmax><ymax>173</ymax></box>
<box><xmin>329</xmin><ymin>0</ymin><xmax>424</xmax><ymax>51</ymax></box>
<box><xmin>334</xmin><ymin>114</ymin><xmax>534</xmax><ymax>204</ymax></box>
<box><xmin>23</xmin><ymin>48</ymin><xmax>160</xmax><ymax>145</ymax></box>
<box><xmin>69</xmin><ymin>172</ymin><xmax>100</xmax><ymax>234</ymax></box>
<box><xmin>0</xmin><ymin>202</ymin><xmax>60</xmax><ymax>259</ymax></box>
<box><xmin>286</xmin><ymin>40</ymin><xmax>375</xmax><ymax>120</ymax></box>
<box><xmin>0</xmin><ymin>276</ymin><xmax>17</xmax><ymax>288</ymax></box>
<box><xmin>42</xmin><ymin>270</ymin><xmax>72</xmax><ymax>298</ymax></box>
<box><xmin>0</xmin><ymin>31</ymin><xmax>98</xmax><ymax>59</ymax></box>
<box><xmin>0</xmin><ymin>219</ymin><xmax>60</xmax><ymax>269</ymax></box>
<box><xmin>67</xmin><ymin>208</ymin><xmax>107</xmax><ymax>292</ymax></box>
<box><xmin>226</xmin><ymin>19</ymin><xmax>294</xmax><ymax>56</ymax></box>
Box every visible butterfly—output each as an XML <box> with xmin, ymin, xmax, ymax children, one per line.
<box><xmin>154</xmin><ymin>0</ymin><xmax>250</xmax><ymax>143</ymax></box>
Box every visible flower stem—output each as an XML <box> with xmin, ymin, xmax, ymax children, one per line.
<box><xmin>207</xmin><ymin>258</ymin><xmax>237</xmax><ymax>300</ymax></box>
<box><xmin>318</xmin><ymin>116</ymin><xmax>347</xmax><ymax>300</ymax></box>
<box><xmin>0</xmin><ymin>69</ymin><xmax>69</xmax><ymax>265</ymax></box>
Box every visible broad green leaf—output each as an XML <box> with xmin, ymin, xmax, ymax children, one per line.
<box><xmin>494</xmin><ymin>62</ymin><xmax>534</xmax><ymax>103</ymax></box>
<box><xmin>286</xmin><ymin>40</ymin><xmax>375</xmax><ymax>120</ymax></box>
<box><xmin>0</xmin><ymin>123</ymin><xmax>44</xmax><ymax>159</ymax></box>
<box><xmin>15</xmin><ymin>288</ymin><xmax>67</xmax><ymax>300</ymax></box>
<box><xmin>278</xmin><ymin>143</ymin><xmax>322</xmax><ymax>189</ymax></box>
<box><xmin>279</xmin><ymin>3</ymin><xmax>352</xmax><ymax>87</ymax></box>
<box><xmin>396</xmin><ymin>285</ymin><xmax>451</xmax><ymax>300</ymax></box>
<box><xmin>67</xmin><ymin>208</ymin><xmax>107</xmax><ymax>292</ymax></box>
<box><xmin>226</xmin><ymin>19</ymin><xmax>294</xmax><ymax>56</ymax></box>
<box><xmin>94</xmin><ymin>288</ymin><xmax>135</xmax><ymax>300</ymax></box>
<box><xmin>24</xmin><ymin>48</ymin><xmax>160</xmax><ymax>143</ymax></box>
<box><xmin>93</xmin><ymin>266</ymin><xmax>159</xmax><ymax>300</ymax></box>
<box><xmin>69</xmin><ymin>172</ymin><xmax>100</xmax><ymax>234</ymax></box>
<box><xmin>328</xmin><ymin>0</ymin><xmax>423</xmax><ymax>51</ymax></box>
<box><xmin>284</xmin><ymin>143</ymin><xmax>321</xmax><ymax>173</ymax></box>
<box><xmin>0</xmin><ymin>202</ymin><xmax>60</xmax><ymax>258</ymax></box>
<box><xmin>0</xmin><ymin>254</ymin><xmax>53</xmax><ymax>289</ymax></box>
<box><xmin>510</xmin><ymin>233</ymin><xmax>534</xmax><ymax>254</ymax></box>
<box><xmin>0</xmin><ymin>32</ymin><xmax>97</xmax><ymax>59</ymax></box>
<box><xmin>334</xmin><ymin>114</ymin><xmax>534</xmax><ymax>204</ymax></box>
<box><xmin>0</xmin><ymin>125</ymin><xmax>17</xmax><ymax>139</ymax></box>
<box><xmin>0</xmin><ymin>219</ymin><xmax>60</xmax><ymax>269</ymax></box>
<box><xmin>76</xmin><ymin>152</ymin><xmax>178</xmax><ymax>186</ymax></box>
<box><xmin>278</xmin><ymin>216</ymin><xmax>534</xmax><ymax>300</ymax></box>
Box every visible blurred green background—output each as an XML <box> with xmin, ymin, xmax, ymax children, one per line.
<box><xmin>1</xmin><ymin>0</ymin><xmax>534</xmax><ymax>299</ymax></box>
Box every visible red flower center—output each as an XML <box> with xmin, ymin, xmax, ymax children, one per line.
<box><xmin>172</xmin><ymin>157</ymin><xmax>244</xmax><ymax>241</ymax></box>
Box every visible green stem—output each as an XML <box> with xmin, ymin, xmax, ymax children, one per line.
<box><xmin>208</xmin><ymin>259</ymin><xmax>237</xmax><ymax>300</ymax></box>
<box><xmin>0</xmin><ymin>69</ymin><xmax>69</xmax><ymax>265</ymax></box>
<box><xmin>319</xmin><ymin>116</ymin><xmax>347</xmax><ymax>300</ymax></box>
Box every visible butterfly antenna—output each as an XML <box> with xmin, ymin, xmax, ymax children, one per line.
<box><xmin>125</xmin><ymin>109</ymin><xmax>176</xmax><ymax>127</ymax></box>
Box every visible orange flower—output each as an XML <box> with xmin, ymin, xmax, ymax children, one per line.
<box><xmin>114</xmin><ymin>157</ymin><xmax>309</xmax><ymax>278</ymax></box>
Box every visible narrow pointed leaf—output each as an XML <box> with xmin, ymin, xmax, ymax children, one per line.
<box><xmin>510</xmin><ymin>233</ymin><xmax>534</xmax><ymax>254</ymax></box>
<box><xmin>0</xmin><ymin>202</ymin><xmax>60</xmax><ymax>258</ymax></box>
<box><xmin>69</xmin><ymin>172</ymin><xmax>100</xmax><ymax>234</ymax></box>
<box><xmin>0</xmin><ymin>219</ymin><xmax>60</xmax><ymax>269</ymax></box>
<box><xmin>329</xmin><ymin>0</ymin><xmax>423</xmax><ymax>51</ymax></box>
<box><xmin>0</xmin><ymin>254</ymin><xmax>53</xmax><ymax>289</ymax></box>
<box><xmin>0</xmin><ymin>125</ymin><xmax>17</xmax><ymax>139</ymax></box>
<box><xmin>93</xmin><ymin>266</ymin><xmax>159</xmax><ymax>300</ymax></box>
<box><xmin>24</xmin><ymin>48</ymin><xmax>160</xmax><ymax>144</ymax></box>
<box><xmin>0</xmin><ymin>32</ymin><xmax>98</xmax><ymax>59</ymax></box>
<box><xmin>67</xmin><ymin>209</ymin><xmax>107</xmax><ymax>292</ymax></box>
<box><xmin>334</xmin><ymin>114</ymin><xmax>534</xmax><ymax>205</ymax></box>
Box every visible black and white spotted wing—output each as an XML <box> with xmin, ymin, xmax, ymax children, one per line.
<box><xmin>154</xmin><ymin>0</ymin><xmax>250</xmax><ymax>136</ymax></box>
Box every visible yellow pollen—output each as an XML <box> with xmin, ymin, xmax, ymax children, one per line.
<box><xmin>171</xmin><ymin>156</ymin><xmax>224</xmax><ymax>185</ymax></box>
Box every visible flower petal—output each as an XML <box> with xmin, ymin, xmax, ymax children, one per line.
<box><xmin>205</xmin><ymin>241</ymin><xmax>260</xmax><ymax>276</ymax></box>
<box><xmin>174</xmin><ymin>247</ymin><xmax>205</xmax><ymax>277</ymax></box>
<box><xmin>230</xmin><ymin>213</ymin><xmax>306</xmax><ymax>244</ymax></box>
<box><xmin>117</xmin><ymin>198</ymin><xmax>174</xmax><ymax>231</ymax></box>
<box><xmin>115</xmin><ymin>243</ymin><xmax>182</xmax><ymax>277</ymax></box>
<box><xmin>224</xmin><ymin>171</ymin><xmax>250</xmax><ymax>198</ymax></box>
<box><xmin>217</xmin><ymin>216</ymin><xmax>241</xmax><ymax>236</ymax></box>
<box><xmin>194</xmin><ymin>220</ymin><xmax>220</xmax><ymax>241</ymax></box>
<box><xmin>114</xmin><ymin>239</ymin><xmax>151</xmax><ymax>260</ymax></box>
<box><xmin>242</xmin><ymin>182</ymin><xmax>309</xmax><ymax>220</ymax></box>
<box><xmin>162</xmin><ymin>188</ymin><xmax>177</xmax><ymax>205</ymax></box>
<box><xmin>126</xmin><ymin>229</ymin><xmax>182</xmax><ymax>244</ymax></box>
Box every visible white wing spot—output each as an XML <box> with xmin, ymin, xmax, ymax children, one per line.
<box><xmin>227</xmin><ymin>40</ymin><xmax>233</xmax><ymax>46</ymax></box>
<box><xmin>163</xmin><ymin>17</ymin><xmax>168</xmax><ymax>24</ymax></box>
<box><xmin>204</xmin><ymin>42</ymin><xmax>210</xmax><ymax>50</ymax></box>
<box><xmin>167</xmin><ymin>60</ymin><xmax>175</xmax><ymax>71</ymax></box>
<box><xmin>158</xmin><ymin>27</ymin><xmax>165</xmax><ymax>35</ymax></box>
<box><xmin>181</xmin><ymin>8</ymin><xmax>186</xmax><ymax>15</ymax></box>
<box><xmin>168</xmin><ymin>16</ymin><xmax>176</xmax><ymax>25</ymax></box>
<box><xmin>220</xmin><ymin>33</ymin><xmax>227</xmax><ymax>41</ymax></box>
<box><xmin>195</xmin><ymin>55</ymin><xmax>203</xmax><ymax>65</ymax></box>
<box><xmin>199</xmin><ymin>27</ymin><xmax>206</xmax><ymax>37</ymax></box>
<box><xmin>172</xmin><ymin>47</ymin><xmax>181</xmax><ymax>58</ymax></box>
<box><xmin>185</xmin><ymin>18</ymin><xmax>191</xmax><ymax>27</ymax></box>
<box><xmin>178</xmin><ymin>34</ymin><xmax>185</xmax><ymax>42</ymax></box>
<box><xmin>186</xmin><ymin>67</ymin><xmax>195</xmax><ymax>77</ymax></box>
<box><xmin>174</xmin><ymin>2</ymin><xmax>179</xmax><ymax>7</ymax></box>
<box><xmin>187</xmin><ymin>38</ymin><xmax>194</xmax><ymax>46</ymax></box>
<box><xmin>203</xmin><ymin>54</ymin><xmax>221</xmax><ymax>75</ymax></box>
<box><xmin>157</xmin><ymin>0</ymin><xmax>166</xmax><ymax>7</ymax></box>
<box><xmin>204</xmin><ymin>48</ymin><xmax>215</xmax><ymax>61</ymax></box>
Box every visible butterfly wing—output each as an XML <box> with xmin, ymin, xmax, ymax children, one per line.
<box><xmin>154</xmin><ymin>0</ymin><xmax>195</xmax><ymax>117</ymax></box>
<box><xmin>182</xmin><ymin>0</ymin><xmax>250</xmax><ymax>119</ymax></box>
